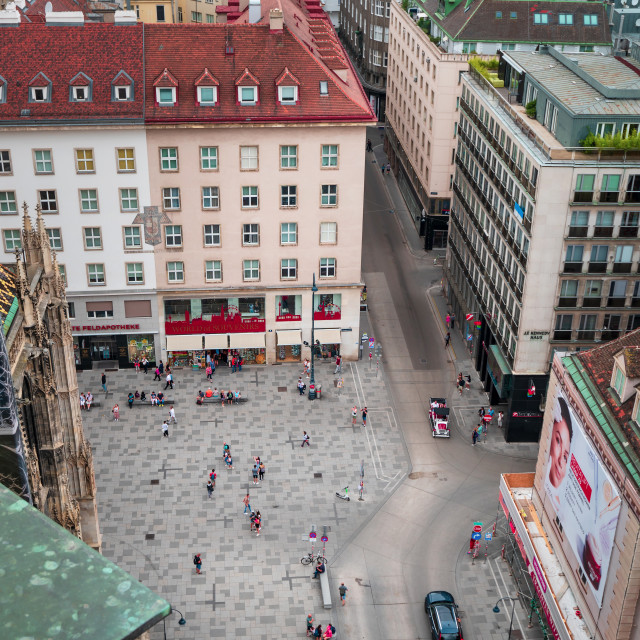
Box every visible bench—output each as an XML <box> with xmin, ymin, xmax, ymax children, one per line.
<box><xmin>195</xmin><ymin>396</ymin><xmax>248</xmax><ymax>405</ymax></box>
<box><xmin>128</xmin><ymin>399</ymin><xmax>176</xmax><ymax>407</ymax></box>
<box><xmin>319</xmin><ymin>567</ymin><xmax>332</xmax><ymax>609</ymax></box>
<box><xmin>84</xmin><ymin>401</ymin><xmax>101</xmax><ymax>408</ymax></box>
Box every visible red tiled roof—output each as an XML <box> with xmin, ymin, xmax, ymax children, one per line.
<box><xmin>235</xmin><ymin>67</ymin><xmax>261</xmax><ymax>86</ymax></box>
<box><xmin>69</xmin><ymin>72</ymin><xmax>91</xmax><ymax>87</ymax></box>
<box><xmin>275</xmin><ymin>67</ymin><xmax>300</xmax><ymax>86</ymax></box>
<box><xmin>153</xmin><ymin>68</ymin><xmax>179</xmax><ymax>88</ymax></box>
<box><xmin>195</xmin><ymin>68</ymin><xmax>220</xmax><ymax>86</ymax></box>
<box><xmin>0</xmin><ymin>23</ymin><xmax>144</xmax><ymax>122</ymax></box>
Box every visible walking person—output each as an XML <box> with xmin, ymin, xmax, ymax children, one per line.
<box><xmin>112</xmin><ymin>404</ymin><xmax>120</xmax><ymax>422</ymax></box>
<box><xmin>380</xmin><ymin>162</ymin><xmax>385</xmax><ymax>175</ymax></box>
<box><xmin>101</xmin><ymin>373</ymin><xmax>108</xmax><ymax>394</ymax></box>
<box><xmin>153</xmin><ymin>366</ymin><xmax>161</xmax><ymax>381</ymax></box>
<box><xmin>445</xmin><ymin>332</ymin><xmax>451</xmax><ymax>348</ymax></box>
<box><xmin>306</xmin><ymin>614</ymin><xmax>315</xmax><ymax>637</ymax></box>
<box><xmin>252</xmin><ymin>462</ymin><xmax>260</xmax><ymax>485</ymax></box>
<box><xmin>338</xmin><ymin>583</ymin><xmax>348</xmax><ymax>606</ymax></box>
<box><xmin>86</xmin><ymin>392</ymin><xmax>93</xmax><ymax>411</ymax></box>
<box><xmin>165</xmin><ymin>372</ymin><xmax>173</xmax><ymax>390</ymax></box>
<box><xmin>206</xmin><ymin>364</ymin><xmax>212</xmax><ymax>380</ymax></box>
<box><xmin>142</xmin><ymin>357</ymin><xmax>149</xmax><ymax>374</ymax></box>
<box><xmin>334</xmin><ymin>354</ymin><xmax>341</xmax><ymax>374</ymax></box>
<box><xmin>162</xmin><ymin>420</ymin><xmax>169</xmax><ymax>438</ymax></box>
<box><xmin>206</xmin><ymin>480</ymin><xmax>214</xmax><ymax>498</ymax></box>
<box><xmin>259</xmin><ymin>461</ymin><xmax>265</xmax><ymax>481</ymax></box>
<box><xmin>450</xmin><ymin>313</ymin><xmax>456</xmax><ymax>329</ymax></box>
<box><xmin>445</xmin><ymin>313</ymin><xmax>451</xmax><ymax>329</ymax></box>
<box><xmin>358</xmin><ymin>479</ymin><xmax>364</xmax><ymax>501</ymax></box>
<box><xmin>301</xmin><ymin>431</ymin><xmax>310</xmax><ymax>447</ymax></box>
<box><xmin>193</xmin><ymin>553</ymin><xmax>202</xmax><ymax>575</ymax></box>
<box><xmin>361</xmin><ymin>406</ymin><xmax>368</xmax><ymax>427</ymax></box>
<box><xmin>472</xmin><ymin>425</ymin><xmax>479</xmax><ymax>446</ymax></box>
<box><xmin>168</xmin><ymin>405</ymin><xmax>177</xmax><ymax>424</ymax></box>
<box><xmin>254</xmin><ymin>512</ymin><xmax>262</xmax><ymax>537</ymax></box>
<box><xmin>159</xmin><ymin>361</ymin><xmax>164</xmax><ymax>375</ymax></box>
<box><xmin>351</xmin><ymin>405</ymin><xmax>357</xmax><ymax>426</ymax></box>
<box><xmin>298</xmin><ymin>377</ymin><xmax>306</xmax><ymax>395</ymax></box>
<box><xmin>457</xmin><ymin>374</ymin><xmax>465</xmax><ymax>395</ymax></box>
<box><xmin>498</xmin><ymin>410</ymin><xmax>504</xmax><ymax>429</ymax></box>
<box><xmin>243</xmin><ymin>492</ymin><xmax>251</xmax><ymax>515</ymax></box>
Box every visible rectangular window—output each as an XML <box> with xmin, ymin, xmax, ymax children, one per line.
<box><xmin>280</xmin><ymin>222</ymin><xmax>297</xmax><ymax>245</ymax></box>
<box><xmin>558</xmin><ymin>13</ymin><xmax>573</xmax><ymax>24</ymax></box>
<box><xmin>165</xmin><ymin>225</ymin><xmax>183</xmax><ymax>247</ymax></box>
<box><xmin>533</xmin><ymin>12</ymin><xmax>548</xmax><ymax>24</ymax></box>
<box><xmin>560</xmin><ymin>280</ymin><xmax>578</xmax><ymax>298</ymax></box>
<box><xmin>319</xmin><ymin>257</ymin><xmax>336</xmax><ymax>278</ymax></box>
<box><xmin>79</xmin><ymin>189</ymin><xmax>98</xmax><ymax>213</ymax></box>
<box><xmin>243</xmin><ymin>259</ymin><xmax>260</xmax><ymax>281</ymax></box>
<box><xmin>239</xmin><ymin>86</ymin><xmax>257</xmax><ymax>105</ymax></box>
<box><xmin>240</xmin><ymin>146</ymin><xmax>258</xmax><ymax>170</ymax></box>
<box><xmin>66</xmin><ymin>300</ymin><xmax>74</xmax><ymax>317</ymax></box>
<box><xmin>600</xmin><ymin>174</ymin><xmax>620</xmax><ymax>203</ymax></box>
<box><xmin>595</xmin><ymin>211</ymin><xmax>614</xmax><ymax>236</ymax></box>
<box><xmin>123</xmin><ymin>226</ymin><xmax>142</xmax><ymax>249</ymax></box>
<box><xmin>156</xmin><ymin>4</ymin><xmax>165</xmax><ymax>20</ymax></box>
<box><xmin>120</xmin><ymin>188</ymin><xmax>139</xmax><ymax>212</ymax></box>
<box><xmin>574</xmin><ymin>174</ymin><xmax>595</xmax><ymax>202</ymax></box>
<box><xmin>590</xmin><ymin>245</ymin><xmax>608</xmax><ymax>262</ymax></box>
<box><xmin>321</xmin><ymin>145</ymin><xmax>339</xmax><ymax>168</ymax></box>
<box><xmin>3</xmin><ymin>229</ymin><xmax>21</xmax><ymax>251</ymax></box>
<box><xmin>117</xmin><ymin>148</ymin><xmax>136</xmax><ymax>172</ymax></box>
<box><xmin>621</xmin><ymin>123</ymin><xmax>639</xmax><ymax>139</ymax></box>
<box><xmin>281</xmin><ymin>258</ymin><xmax>297</xmax><ymax>279</ymax></box>
<box><xmin>162</xmin><ymin>187</ymin><xmax>181</xmax><ymax>210</ymax></box>
<box><xmin>34</xmin><ymin>149</ymin><xmax>53</xmax><ymax>174</ymax></box>
<box><xmin>554</xmin><ymin>314</ymin><xmax>573</xmax><ymax>340</ymax></box>
<box><xmin>167</xmin><ymin>261</ymin><xmax>184</xmax><ymax>282</ymax></box>
<box><xmin>626</xmin><ymin>175</ymin><xmax>640</xmax><ymax>203</ymax></box>
<box><xmin>205</xmin><ymin>260</ymin><xmax>222</xmax><ymax>282</ymax></box>
<box><xmin>198</xmin><ymin>85</ymin><xmax>217</xmax><ymax>105</ymax></box>
<box><xmin>0</xmin><ymin>191</ymin><xmax>17</xmax><ymax>214</ymax></box>
<box><xmin>203</xmin><ymin>224</ymin><xmax>221</xmax><ymax>247</ymax></box>
<box><xmin>242</xmin><ymin>186</ymin><xmax>259</xmax><ymax>208</ymax></box>
<box><xmin>156</xmin><ymin>87</ymin><xmax>176</xmax><ymax>105</ymax></box>
<box><xmin>160</xmin><ymin>147</ymin><xmax>178</xmax><ymax>171</ymax></box>
<box><xmin>83</xmin><ymin>227</ymin><xmax>102</xmax><ymax>250</ymax></box>
<box><xmin>191</xmin><ymin>10</ymin><xmax>201</xmax><ymax>21</ymax></box>
<box><xmin>321</xmin><ymin>184</ymin><xmax>338</xmax><ymax>206</ymax></box>
<box><xmin>242</xmin><ymin>223</ymin><xmax>259</xmax><ymax>246</ymax></box>
<box><xmin>87</xmin><ymin>263</ymin><xmax>105</xmax><ymax>285</ymax></box>
<box><xmin>615</xmin><ymin>245</ymin><xmax>633</xmax><ymax>263</ymax></box>
<box><xmin>38</xmin><ymin>190</ymin><xmax>58</xmax><ymax>213</ymax></box>
<box><xmin>202</xmin><ymin>186</ymin><xmax>220</xmax><ymax>210</ymax></box>
<box><xmin>278</xmin><ymin>86</ymin><xmax>298</xmax><ymax>104</ymax></box>
<box><xmin>200</xmin><ymin>146</ymin><xmax>218</xmax><ymax>170</ymax></box>
<box><xmin>280</xmin><ymin>145</ymin><xmax>298</xmax><ymax>169</ymax></box>
<box><xmin>75</xmin><ymin>149</ymin><xmax>95</xmax><ymax>173</ymax></box>
<box><xmin>584</xmin><ymin>280</ymin><xmax>602</xmax><ymax>298</ymax></box>
<box><xmin>87</xmin><ymin>303</ymin><xmax>113</xmax><ymax>318</ymax></box>
<box><xmin>584</xmin><ymin>14</ymin><xmax>598</xmax><ymax>25</ymax></box>
<box><xmin>596</xmin><ymin>123</ymin><xmax>615</xmax><ymax>138</ymax></box>
<box><xmin>320</xmin><ymin>221</ymin><xmax>337</xmax><ymax>244</ymax></box>
<box><xmin>565</xmin><ymin>245</ymin><xmax>584</xmax><ymax>262</ymax></box>
<box><xmin>126</xmin><ymin>263</ymin><xmax>144</xmax><ymax>284</ymax></box>
<box><xmin>462</xmin><ymin>42</ymin><xmax>477</xmax><ymax>53</ymax></box>
<box><xmin>281</xmin><ymin>185</ymin><xmax>297</xmax><ymax>207</ymax></box>
<box><xmin>0</xmin><ymin>150</ymin><xmax>12</xmax><ymax>174</ymax></box>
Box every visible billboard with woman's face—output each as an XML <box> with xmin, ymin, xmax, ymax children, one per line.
<box><xmin>543</xmin><ymin>391</ymin><xmax>621</xmax><ymax>607</ymax></box>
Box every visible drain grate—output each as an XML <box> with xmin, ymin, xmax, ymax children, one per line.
<box><xmin>278</xmin><ymin>386</ymin><xmax>287</xmax><ymax>392</ymax></box>
<box><xmin>145</xmin><ymin>534</ymin><xmax>155</xmax><ymax>541</ymax></box>
<box><xmin>314</xmin><ymin>473</ymin><xmax>323</xmax><ymax>479</ymax></box>
<box><xmin>150</xmin><ymin>479</ymin><xmax>159</xmax><ymax>485</ymax></box>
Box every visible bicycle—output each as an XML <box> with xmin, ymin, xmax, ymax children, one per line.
<box><xmin>336</xmin><ymin>486</ymin><xmax>350</xmax><ymax>501</ymax></box>
<box><xmin>300</xmin><ymin>551</ymin><xmax>327</xmax><ymax>565</ymax></box>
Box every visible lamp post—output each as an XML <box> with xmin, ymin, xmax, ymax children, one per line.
<box><xmin>493</xmin><ymin>596</ymin><xmax>518</xmax><ymax>640</ymax></box>
<box><xmin>309</xmin><ymin>273</ymin><xmax>318</xmax><ymax>400</ymax></box>
<box><xmin>163</xmin><ymin>607</ymin><xmax>186</xmax><ymax>639</ymax></box>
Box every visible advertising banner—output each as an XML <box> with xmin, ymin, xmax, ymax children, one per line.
<box><xmin>543</xmin><ymin>391</ymin><xmax>621</xmax><ymax>606</ymax></box>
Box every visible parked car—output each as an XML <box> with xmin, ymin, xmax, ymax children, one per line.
<box><xmin>424</xmin><ymin>591</ymin><xmax>463</xmax><ymax>640</ymax></box>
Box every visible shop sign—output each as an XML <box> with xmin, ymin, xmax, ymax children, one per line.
<box><xmin>523</xmin><ymin>330</ymin><xmax>550</xmax><ymax>341</ymax></box>
<box><xmin>511</xmin><ymin>411</ymin><xmax>542</xmax><ymax>419</ymax></box>
<box><xmin>165</xmin><ymin>308</ymin><xmax>265</xmax><ymax>335</ymax></box>
<box><xmin>276</xmin><ymin>313</ymin><xmax>301</xmax><ymax>322</ymax></box>
<box><xmin>71</xmin><ymin>324</ymin><xmax>140</xmax><ymax>331</ymax></box>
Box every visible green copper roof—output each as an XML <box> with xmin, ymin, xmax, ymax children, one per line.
<box><xmin>563</xmin><ymin>355</ymin><xmax>640</xmax><ymax>490</ymax></box>
<box><xmin>0</xmin><ymin>483</ymin><xmax>171</xmax><ymax>640</ymax></box>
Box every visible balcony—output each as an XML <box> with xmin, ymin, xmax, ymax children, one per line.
<box><xmin>577</xmin><ymin>330</ymin><xmax>597</xmax><ymax>341</ymax></box>
<box><xmin>606</xmin><ymin>297</ymin><xmax>626</xmax><ymax>308</ymax></box>
<box><xmin>612</xmin><ymin>262</ymin><xmax>632</xmax><ymax>274</ymax></box>
<box><xmin>599</xmin><ymin>191</ymin><xmax>619</xmax><ymax>203</ymax></box>
<box><xmin>567</xmin><ymin>226</ymin><xmax>588</xmax><ymax>238</ymax></box>
<box><xmin>553</xmin><ymin>330</ymin><xmax>572</xmax><ymax>341</ymax></box>
<box><xmin>619</xmin><ymin>226</ymin><xmax>639</xmax><ymax>238</ymax></box>
<box><xmin>573</xmin><ymin>191</ymin><xmax>594</xmax><ymax>203</ymax></box>
<box><xmin>587</xmin><ymin>262</ymin><xmax>607</xmax><ymax>274</ymax></box>
<box><xmin>601</xmin><ymin>329</ymin><xmax>621</xmax><ymax>341</ymax></box>
<box><xmin>632</xmin><ymin>297</ymin><xmax>640</xmax><ymax>308</ymax></box>
<box><xmin>583</xmin><ymin>297</ymin><xmax>601</xmax><ymax>308</ymax></box>
<box><xmin>625</xmin><ymin>191</ymin><xmax>640</xmax><ymax>204</ymax></box>
<box><xmin>563</xmin><ymin>261</ymin><xmax>583</xmax><ymax>273</ymax></box>
<box><xmin>558</xmin><ymin>297</ymin><xmax>578</xmax><ymax>308</ymax></box>
<box><xmin>593</xmin><ymin>226</ymin><xmax>613</xmax><ymax>238</ymax></box>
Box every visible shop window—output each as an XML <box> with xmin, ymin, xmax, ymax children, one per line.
<box><xmin>128</xmin><ymin>335</ymin><xmax>155</xmax><ymax>364</ymax></box>
<box><xmin>124</xmin><ymin>300</ymin><xmax>152</xmax><ymax>317</ymax></box>
<box><xmin>276</xmin><ymin>294</ymin><xmax>301</xmax><ymax>319</ymax></box>
<box><xmin>313</xmin><ymin>292</ymin><xmax>341</xmax><ymax>319</ymax></box>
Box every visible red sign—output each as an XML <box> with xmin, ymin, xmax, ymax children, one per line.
<box><xmin>466</xmin><ymin>313</ymin><xmax>474</xmax><ymax>321</ymax></box>
<box><xmin>165</xmin><ymin>307</ymin><xmax>265</xmax><ymax>335</ymax></box>
<box><xmin>71</xmin><ymin>324</ymin><xmax>140</xmax><ymax>331</ymax></box>
<box><xmin>276</xmin><ymin>313</ymin><xmax>302</xmax><ymax>322</ymax></box>
<box><xmin>570</xmin><ymin>454</ymin><xmax>592</xmax><ymax>502</ymax></box>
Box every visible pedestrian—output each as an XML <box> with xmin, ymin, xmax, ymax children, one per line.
<box><xmin>207</xmin><ymin>480</ymin><xmax>214</xmax><ymax>498</ymax></box>
<box><xmin>457</xmin><ymin>375</ymin><xmax>465</xmax><ymax>395</ymax></box>
<box><xmin>225</xmin><ymin>452</ymin><xmax>234</xmax><ymax>469</ymax></box>
<box><xmin>153</xmin><ymin>366</ymin><xmax>160</xmax><ymax>381</ymax></box>
<box><xmin>478</xmin><ymin>407</ymin><xmax>485</xmax><ymax>419</ymax></box>
<box><xmin>259</xmin><ymin>461</ymin><xmax>265</xmax><ymax>481</ymax></box>
<box><xmin>445</xmin><ymin>313</ymin><xmax>450</xmax><ymax>328</ymax></box>
<box><xmin>134</xmin><ymin>358</ymin><xmax>140</xmax><ymax>373</ymax></box>
<box><xmin>323</xmin><ymin>623</ymin><xmax>334</xmax><ymax>639</ymax></box>
<box><xmin>165</xmin><ymin>372</ymin><xmax>173</xmax><ymax>390</ymax></box>
<box><xmin>465</xmin><ymin>374</ymin><xmax>471</xmax><ymax>390</ymax></box>
<box><xmin>339</xmin><ymin>583</ymin><xmax>348</xmax><ymax>606</ymax></box>
<box><xmin>252</xmin><ymin>462</ymin><xmax>260</xmax><ymax>484</ymax></box>
<box><xmin>193</xmin><ymin>552</ymin><xmax>202</xmax><ymax>574</ymax></box>
<box><xmin>472</xmin><ymin>425</ymin><xmax>479</xmax><ymax>446</ymax></box>
<box><xmin>314</xmin><ymin>625</ymin><xmax>323</xmax><ymax>638</ymax></box>
<box><xmin>243</xmin><ymin>492</ymin><xmax>251</xmax><ymax>515</ymax></box>
<box><xmin>206</xmin><ymin>364</ymin><xmax>212</xmax><ymax>380</ymax></box>
<box><xmin>169</xmin><ymin>405</ymin><xmax>176</xmax><ymax>424</ymax></box>
<box><xmin>112</xmin><ymin>404</ymin><xmax>120</xmax><ymax>421</ymax></box>
<box><xmin>223</xmin><ymin>441</ymin><xmax>230</xmax><ymax>458</ymax></box>
<box><xmin>498</xmin><ymin>411</ymin><xmax>504</xmax><ymax>429</ymax></box>
<box><xmin>487</xmin><ymin>406</ymin><xmax>495</xmax><ymax>422</ymax></box>
<box><xmin>445</xmin><ymin>332</ymin><xmax>451</xmax><ymax>348</ymax></box>
<box><xmin>450</xmin><ymin>313</ymin><xmax>456</xmax><ymax>329</ymax></box>
<box><xmin>80</xmin><ymin>393</ymin><xmax>86</xmax><ymax>410</ymax></box>
<box><xmin>386</xmin><ymin>163</ymin><xmax>391</xmax><ymax>174</ymax></box>
<box><xmin>306</xmin><ymin>614</ymin><xmax>315</xmax><ymax>637</ymax></box>
<box><xmin>351</xmin><ymin>405</ymin><xmax>357</xmax><ymax>425</ymax></box>
<box><xmin>209</xmin><ymin>468</ymin><xmax>216</xmax><ymax>489</ymax></box>
<box><xmin>142</xmin><ymin>357</ymin><xmax>149</xmax><ymax>374</ymax></box>
<box><xmin>159</xmin><ymin>361</ymin><xmax>164</xmax><ymax>375</ymax></box>
<box><xmin>358</xmin><ymin>479</ymin><xmax>364</xmax><ymax>501</ymax></box>
<box><xmin>254</xmin><ymin>512</ymin><xmax>262</xmax><ymax>536</ymax></box>
<box><xmin>298</xmin><ymin>377</ymin><xmax>306</xmax><ymax>395</ymax></box>
<box><xmin>302</xmin><ymin>431</ymin><xmax>310</xmax><ymax>447</ymax></box>
<box><xmin>157</xmin><ymin>391</ymin><xmax>165</xmax><ymax>407</ymax></box>
<box><xmin>334</xmin><ymin>354</ymin><xmax>341</xmax><ymax>374</ymax></box>
<box><xmin>162</xmin><ymin>420</ymin><xmax>169</xmax><ymax>438</ymax></box>
<box><xmin>86</xmin><ymin>391</ymin><xmax>93</xmax><ymax>411</ymax></box>
<box><xmin>366</xmin><ymin>138</ymin><xmax>372</xmax><ymax>152</ymax></box>
<box><xmin>231</xmin><ymin>356</ymin><xmax>237</xmax><ymax>373</ymax></box>
<box><xmin>238</xmin><ymin>357</ymin><xmax>243</xmax><ymax>372</ymax></box>
<box><xmin>128</xmin><ymin>392</ymin><xmax>134</xmax><ymax>408</ymax></box>
<box><xmin>362</xmin><ymin>406</ymin><xmax>368</xmax><ymax>426</ymax></box>
<box><xmin>101</xmin><ymin>373</ymin><xmax>108</xmax><ymax>394</ymax></box>
<box><xmin>380</xmin><ymin>162</ymin><xmax>385</xmax><ymax>175</ymax></box>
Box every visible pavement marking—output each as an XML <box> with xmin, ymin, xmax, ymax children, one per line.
<box><xmin>203</xmin><ymin>583</ymin><xmax>225</xmax><ymax>611</ymax></box>
<box><xmin>488</xmin><ymin>557</ymin><xmax>529</xmax><ymax>639</ymax></box>
<box><xmin>209</xmin><ymin>514</ymin><xmax>234</xmax><ymax>528</ymax></box>
<box><xmin>157</xmin><ymin>461</ymin><xmax>181</xmax><ymax>479</ymax></box>
<box><xmin>282</xmin><ymin>569</ymin><xmax>310</xmax><ymax>591</ymax></box>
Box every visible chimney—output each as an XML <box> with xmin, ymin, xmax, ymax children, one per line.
<box><xmin>45</xmin><ymin>10</ymin><xmax>85</xmax><ymax>24</ymax></box>
<box><xmin>0</xmin><ymin>6</ymin><xmax>21</xmax><ymax>25</ymax></box>
<box><xmin>269</xmin><ymin>7</ymin><xmax>283</xmax><ymax>31</ymax></box>
<box><xmin>114</xmin><ymin>9</ymin><xmax>137</xmax><ymax>23</ymax></box>
<box><xmin>248</xmin><ymin>0</ymin><xmax>261</xmax><ymax>23</ymax></box>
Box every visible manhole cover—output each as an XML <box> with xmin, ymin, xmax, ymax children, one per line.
<box><xmin>278</xmin><ymin>386</ymin><xmax>287</xmax><ymax>392</ymax></box>
<box><xmin>145</xmin><ymin>534</ymin><xmax>155</xmax><ymax>540</ymax></box>
<box><xmin>314</xmin><ymin>473</ymin><xmax>322</xmax><ymax>478</ymax></box>
<box><xmin>150</xmin><ymin>479</ymin><xmax>159</xmax><ymax>485</ymax></box>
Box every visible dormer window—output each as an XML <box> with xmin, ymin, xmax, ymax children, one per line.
<box><xmin>73</xmin><ymin>86</ymin><xmax>88</xmax><ymax>101</ymax></box>
<box><xmin>69</xmin><ymin>72</ymin><xmax>93</xmax><ymax>103</ymax></box>
<box><xmin>29</xmin><ymin>72</ymin><xmax>52</xmax><ymax>103</ymax></box>
<box><xmin>278</xmin><ymin>86</ymin><xmax>298</xmax><ymax>104</ymax></box>
<box><xmin>633</xmin><ymin>392</ymin><xmax>640</xmax><ymax>425</ymax></box>
<box><xmin>0</xmin><ymin>75</ymin><xmax>6</xmax><ymax>104</ymax></box>
<box><xmin>112</xmin><ymin>71</ymin><xmax>134</xmax><ymax>102</ymax></box>
<box><xmin>239</xmin><ymin>86</ymin><xmax>257</xmax><ymax>105</ymax></box>
<box><xmin>157</xmin><ymin>87</ymin><xmax>176</xmax><ymax>106</ymax></box>
<box><xmin>612</xmin><ymin>364</ymin><xmax>625</xmax><ymax>398</ymax></box>
<box><xmin>31</xmin><ymin>87</ymin><xmax>48</xmax><ymax>102</ymax></box>
<box><xmin>115</xmin><ymin>86</ymin><xmax>130</xmax><ymax>101</ymax></box>
<box><xmin>198</xmin><ymin>86</ymin><xmax>217</xmax><ymax>105</ymax></box>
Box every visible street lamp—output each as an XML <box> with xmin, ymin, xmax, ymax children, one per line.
<box><xmin>163</xmin><ymin>607</ymin><xmax>186</xmax><ymax>639</ymax></box>
<box><xmin>493</xmin><ymin>596</ymin><xmax>518</xmax><ymax>640</ymax></box>
<box><xmin>309</xmin><ymin>273</ymin><xmax>319</xmax><ymax>400</ymax></box>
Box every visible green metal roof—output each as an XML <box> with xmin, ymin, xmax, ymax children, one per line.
<box><xmin>563</xmin><ymin>355</ymin><xmax>640</xmax><ymax>490</ymax></box>
<box><xmin>0</xmin><ymin>483</ymin><xmax>171</xmax><ymax>640</ymax></box>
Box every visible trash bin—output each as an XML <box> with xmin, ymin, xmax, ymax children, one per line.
<box><xmin>317</xmin><ymin>383</ymin><xmax>322</xmax><ymax>399</ymax></box>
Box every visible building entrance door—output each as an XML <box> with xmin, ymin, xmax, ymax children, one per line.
<box><xmin>90</xmin><ymin>338</ymin><xmax>117</xmax><ymax>361</ymax></box>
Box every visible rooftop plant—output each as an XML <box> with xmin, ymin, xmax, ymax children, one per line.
<box><xmin>470</xmin><ymin>57</ymin><xmax>503</xmax><ymax>88</ymax></box>
<box><xmin>581</xmin><ymin>130</ymin><xmax>640</xmax><ymax>150</ymax></box>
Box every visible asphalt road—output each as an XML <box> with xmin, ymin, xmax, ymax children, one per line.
<box><xmin>332</xmin><ymin>138</ymin><xmax>536</xmax><ymax>640</ymax></box>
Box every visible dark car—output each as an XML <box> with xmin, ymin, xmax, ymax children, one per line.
<box><xmin>424</xmin><ymin>591</ymin><xmax>463</xmax><ymax>640</ymax></box>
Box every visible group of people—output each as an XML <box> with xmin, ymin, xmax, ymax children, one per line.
<box><xmin>197</xmin><ymin>388</ymin><xmax>242</xmax><ymax>405</ymax></box>
<box><xmin>350</xmin><ymin>405</ymin><xmax>368</xmax><ymax>426</ymax></box>
<box><xmin>472</xmin><ymin>406</ymin><xmax>504</xmax><ymax>445</ymax></box>
<box><xmin>79</xmin><ymin>392</ymin><xmax>94</xmax><ymax>411</ymax></box>
<box><xmin>242</xmin><ymin>490</ymin><xmax>263</xmax><ymax>536</ymax></box>
<box><xmin>456</xmin><ymin>373</ymin><xmax>471</xmax><ymax>394</ymax></box>
<box><xmin>306</xmin><ymin>615</ymin><xmax>336</xmax><ymax>638</ymax></box>
<box><xmin>132</xmin><ymin>356</ymin><xmax>150</xmax><ymax>374</ymax></box>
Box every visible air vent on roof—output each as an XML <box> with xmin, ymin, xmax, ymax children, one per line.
<box><xmin>226</xmin><ymin>43</ymin><xmax>234</xmax><ymax>55</ymax></box>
